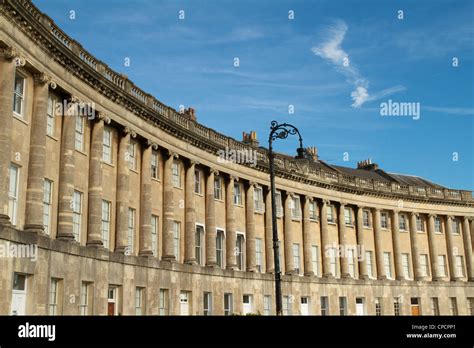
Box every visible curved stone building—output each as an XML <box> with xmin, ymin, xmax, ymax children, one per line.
<box><xmin>0</xmin><ymin>0</ymin><xmax>473</xmax><ymax>316</ymax></box>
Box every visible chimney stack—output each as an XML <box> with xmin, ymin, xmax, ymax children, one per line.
<box><xmin>306</xmin><ymin>146</ymin><xmax>318</xmax><ymax>161</ymax></box>
<box><xmin>183</xmin><ymin>107</ymin><xmax>197</xmax><ymax>122</ymax></box>
<box><xmin>242</xmin><ymin>130</ymin><xmax>259</xmax><ymax>147</ymax></box>
<box><xmin>357</xmin><ymin>158</ymin><xmax>379</xmax><ymax>171</ymax></box>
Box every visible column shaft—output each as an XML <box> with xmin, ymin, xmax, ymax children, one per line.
<box><xmin>409</xmin><ymin>212</ymin><xmax>421</xmax><ymax>280</ymax></box>
<box><xmin>24</xmin><ymin>77</ymin><xmax>49</xmax><ymax>233</ymax></box>
<box><xmin>162</xmin><ymin>152</ymin><xmax>176</xmax><ymax>261</ymax></box>
<box><xmin>283</xmin><ymin>193</ymin><xmax>294</xmax><ymax>274</ymax></box>
<box><xmin>205</xmin><ymin>169</ymin><xmax>217</xmax><ymax>266</ymax></box>
<box><xmin>462</xmin><ymin>217</ymin><xmax>474</xmax><ymax>280</ymax></box>
<box><xmin>427</xmin><ymin>214</ymin><xmax>440</xmax><ymax>280</ymax></box>
<box><xmin>245</xmin><ymin>183</ymin><xmax>256</xmax><ymax>271</ymax></box>
<box><xmin>139</xmin><ymin>144</ymin><xmax>153</xmax><ymax>256</ymax></box>
<box><xmin>264</xmin><ymin>188</ymin><xmax>274</xmax><ymax>273</ymax></box>
<box><xmin>373</xmin><ymin>209</ymin><xmax>386</xmax><ymax>279</ymax></box>
<box><xmin>225</xmin><ymin>176</ymin><xmax>237</xmax><ymax>269</ymax></box>
<box><xmin>184</xmin><ymin>161</ymin><xmax>196</xmax><ymax>264</ymax></box>
<box><xmin>320</xmin><ymin>200</ymin><xmax>331</xmax><ymax>277</ymax></box>
<box><xmin>356</xmin><ymin>206</ymin><xmax>368</xmax><ymax>279</ymax></box>
<box><xmin>338</xmin><ymin>203</ymin><xmax>350</xmax><ymax>278</ymax></box>
<box><xmin>302</xmin><ymin>197</ymin><xmax>313</xmax><ymax>276</ymax></box>
<box><xmin>115</xmin><ymin>131</ymin><xmax>131</xmax><ymax>253</ymax></box>
<box><xmin>86</xmin><ymin>117</ymin><xmax>105</xmax><ymax>246</ymax></box>
<box><xmin>391</xmin><ymin>210</ymin><xmax>403</xmax><ymax>280</ymax></box>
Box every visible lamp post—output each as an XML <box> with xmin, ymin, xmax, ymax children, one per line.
<box><xmin>268</xmin><ymin>120</ymin><xmax>306</xmax><ymax>316</ymax></box>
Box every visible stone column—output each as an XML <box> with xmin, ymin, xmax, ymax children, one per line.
<box><xmin>139</xmin><ymin>141</ymin><xmax>156</xmax><ymax>256</ymax></box>
<box><xmin>86</xmin><ymin>112</ymin><xmax>109</xmax><ymax>247</ymax></box>
<box><xmin>320</xmin><ymin>199</ymin><xmax>332</xmax><ymax>277</ymax></box>
<box><xmin>427</xmin><ymin>214</ymin><xmax>441</xmax><ymax>280</ymax></box>
<box><xmin>445</xmin><ymin>215</ymin><xmax>459</xmax><ymax>281</ymax></box>
<box><xmin>283</xmin><ymin>192</ymin><xmax>294</xmax><ymax>274</ymax></box>
<box><xmin>115</xmin><ymin>127</ymin><xmax>134</xmax><ymax>252</ymax></box>
<box><xmin>0</xmin><ymin>47</ymin><xmax>20</xmax><ymax>224</ymax></box>
<box><xmin>302</xmin><ymin>196</ymin><xmax>313</xmax><ymax>276</ymax></box>
<box><xmin>57</xmin><ymin>97</ymin><xmax>78</xmax><ymax>241</ymax></box>
<box><xmin>338</xmin><ymin>202</ymin><xmax>350</xmax><ymax>278</ymax></box>
<box><xmin>391</xmin><ymin>210</ymin><xmax>403</xmax><ymax>280</ymax></box>
<box><xmin>264</xmin><ymin>188</ymin><xmax>274</xmax><ymax>273</ymax></box>
<box><xmin>24</xmin><ymin>74</ymin><xmax>51</xmax><ymax>233</ymax></box>
<box><xmin>462</xmin><ymin>217</ymin><xmax>474</xmax><ymax>281</ymax></box>
<box><xmin>225</xmin><ymin>176</ymin><xmax>237</xmax><ymax>270</ymax></box>
<box><xmin>205</xmin><ymin>168</ymin><xmax>218</xmax><ymax>267</ymax></box>
<box><xmin>409</xmin><ymin>212</ymin><xmax>421</xmax><ymax>280</ymax></box>
<box><xmin>355</xmin><ymin>205</ymin><xmax>368</xmax><ymax>279</ymax></box>
<box><xmin>245</xmin><ymin>182</ymin><xmax>257</xmax><ymax>272</ymax></box>
<box><xmin>184</xmin><ymin>160</ymin><xmax>197</xmax><ymax>265</ymax></box>
<box><xmin>162</xmin><ymin>151</ymin><xmax>177</xmax><ymax>261</ymax></box>
<box><xmin>373</xmin><ymin>208</ymin><xmax>386</xmax><ymax>279</ymax></box>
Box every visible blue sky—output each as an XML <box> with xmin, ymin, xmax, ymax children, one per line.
<box><xmin>34</xmin><ymin>0</ymin><xmax>473</xmax><ymax>190</ymax></box>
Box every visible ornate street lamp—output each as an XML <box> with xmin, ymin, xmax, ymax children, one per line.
<box><xmin>268</xmin><ymin>120</ymin><xmax>306</xmax><ymax>316</ymax></box>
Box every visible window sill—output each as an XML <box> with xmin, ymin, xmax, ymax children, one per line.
<box><xmin>151</xmin><ymin>177</ymin><xmax>161</xmax><ymax>183</ymax></box>
<box><xmin>416</xmin><ymin>231</ymin><xmax>425</xmax><ymax>234</ymax></box>
<box><xmin>46</xmin><ymin>134</ymin><xmax>59</xmax><ymax>142</ymax></box>
<box><xmin>234</xmin><ymin>204</ymin><xmax>244</xmax><ymax>208</ymax></box>
<box><xmin>75</xmin><ymin>149</ymin><xmax>88</xmax><ymax>157</ymax></box>
<box><xmin>345</xmin><ymin>224</ymin><xmax>354</xmax><ymax>228</ymax></box>
<box><xmin>194</xmin><ymin>192</ymin><xmax>204</xmax><ymax>197</ymax></box>
<box><xmin>214</xmin><ymin>198</ymin><xmax>224</xmax><ymax>203</ymax></box>
<box><xmin>328</xmin><ymin>222</ymin><xmax>337</xmax><ymax>226</ymax></box>
<box><xmin>102</xmin><ymin>160</ymin><xmax>115</xmax><ymax>168</ymax></box>
<box><xmin>309</xmin><ymin>218</ymin><xmax>318</xmax><ymax>223</ymax></box>
<box><xmin>13</xmin><ymin>113</ymin><xmax>28</xmax><ymax>124</ymax></box>
<box><xmin>291</xmin><ymin>218</ymin><xmax>302</xmax><ymax>222</ymax></box>
<box><xmin>129</xmin><ymin>168</ymin><xmax>140</xmax><ymax>175</ymax></box>
<box><xmin>254</xmin><ymin>210</ymin><xmax>265</xmax><ymax>215</ymax></box>
<box><xmin>173</xmin><ymin>186</ymin><xmax>183</xmax><ymax>191</ymax></box>
<box><xmin>399</xmin><ymin>230</ymin><xmax>408</xmax><ymax>233</ymax></box>
<box><xmin>434</xmin><ymin>231</ymin><xmax>443</xmax><ymax>235</ymax></box>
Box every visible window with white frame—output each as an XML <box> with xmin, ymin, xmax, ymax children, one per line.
<box><xmin>233</xmin><ymin>183</ymin><xmax>242</xmax><ymax>205</ymax></box>
<box><xmin>172</xmin><ymin>162</ymin><xmax>181</xmax><ymax>188</ymax></box>
<box><xmin>236</xmin><ymin>234</ymin><xmax>245</xmax><ymax>271</ymax></box>
<box><xmin>402</xmin><ymin>253</ymin><xmax>410</xmax><ymax>279</ymax></box>
<box><xmin>291</xmin><ymin>196</ymin><xmax>301</xmax><ymax>220</ymax></box>
<box><xmin>275</xmin><ymin>191</ymin><xmax>283</xmax><ymax>217</ymax></box>
<box><xmin>195</xmin><ymin>225</ymin><xmax>204</xmax><ymax>265</ymax></box>
<box><xmin>416</xmin><ymin>216</ymin><xmax>424</xmax><ymax>232</ymax></box>
<box><xmin>293</xmin><ymin>243</ymin><xmax>300</xmax><ymax>274</ymax></box>
<box><xmin>46</xmin><ymin>94</ymin><xmax>57</xmax><ymax>136</ymax></box>
<box><xmin>151</xmin><ymin>215</ymin><xmax>158</xmax><ymax>256</ymax></box>
<box><xmin>214</xmin><ymin>177</ymin><xmax>222</xmax><ymax>200</ymax></box>
<box><xmin>399</xmin><ymin>214</ymin><xmax>407</xmax><ymax>231</ymax></box>
<box><xmin>430</xmin><ymin>297</ymin><xmax>440</xmax><ymax>316</ymax></box>
<box><xmin>101</xmin><ymin>200</ymin><xmax>111</xmax><ymax>249</ymax></box>
<box><xmin>347</xmin><ymin>249</ymin><xmax>355</xmax><ymax>278</ymax></box>
<box><xmin>135</xmin><ymin>287</ymin><xmax>144</xmax><ymax>315</ymax></box>
<box><xmin>242</xmin><ymin>294</ymin><xmax>253</xmax><ymax>315</ymax></box>
<box><xmin>203</xmin><ymin>292</ymin><xmax>212</xmax><ymax>315</ymax></box>
<box><xmin>13</xmin><ymin>74</ymin><xmax>25</xmax><ymax>117</ymax></box>
<box><xmin>72</xmin><ymin>190</ymin><xmax>82</xmax><ymax>242</ymax></box>
<box><xmin>128</xmin><ymin>141</ymin><xmax>137</xmax><ymax>170</ymax></box>
<box><xmin>151</xmin><ymin>150</ymin><xmax>158</xmax><ymax>179</ymax></box>
<box><xmin>393</xmin><ymin>297</ymin><xmax>400</xmax><ymax>316</ymax></box>
<box><xmin>420</xmin><ymin>254</ymin><xmax>429</xmax><ymax>277</ymax></box>
<box><xmin>216</xmin><ymin>230</ymin><xmax>224</xmax><ymax>268</ymax></box>
<box><xmin>159</xmin><ymin>289</ymin><xmax>169</xmax><ymax>315</ymax></box>
<box><xmin>326</xmin><ymin>205</ymin><xmax>334</xmax><ymax>223</ymax></box>
<box><xmin>194</xmin><ymin>170</ymin><xmax>201</xmax><ymax>194</ymax></box>
<box><xmin>43</xmin><ymin>179</ymin><xmax>53</xmax><ymax>235</ymax></box>
<box><xmin>438</xmin><ymin>255</ymin><xmax>447</xmax><ymax>277</ymax></box>
<box><xmin>224</xmin><ymin>293</ymin><xmax>233</xmax><ymax>316</ymax></box>
<box><xmin>74</xmin><ymin>116</ymin><xmax>85</xmax><ymax>151</ymax></box>
<box><xmin>254</xmin><ymin>186</ymin><xmax>264</xmax><ymax>213</ymax></box>
<box><xmin>256</xmin><ymin>238</ymin><xmax>263</xmax><ymax>272</ymax></box>
<box><xmin>79</xmin><ymin>282</ymin><xmax>91</xmax><ymax>315</ymax></box>
<box><xmin>320</xmin><ymin>296</ymin><xmax>329</xmax><ymax>316</ymax></box>
<box><xmin>363</xmin><ymin>210</ymin><xmax>370</xmax><ymax>227</ymax></box>
<box><xmin>366</xmin><ymin>251</ymin><xmax>374</xmax><ymax>278</ymax></box>
<box><xmin>344</xmin><ymin>207</ymin><xmax>352</xmax><ymax>225</ymax></box>
<box><xmin>449</xmin><ymin>297</ymin><xmax>458</xmax><ymax>315</ymax></box>
<box><xmin>8</xmin><ymin>164</ymin><xmax>19</xmax><ymax>225</ymax></box>
<box><xmin>127</xmin><ymin>208</ymin><xmax>136</xmax><ymax>254</ymax></box>
<box><xmin>49</xmin><ymin>278</ymin><xmax>60</xmax><ymax>315</ymax></box>
<box><xmin>381</xmin><ymin>212</ymin><xmax>389</xmax><ymax>229</ymax></box>
<box><xmin>434</xmin><ymin>217</ymin><xmax>442</xmax><ymax>233</ymax></box>
<box><xmin>452</xmin><ymin>219</ymin><xmax>460</xmax><ymax>234</ymax></box>
<box><xmin>173</xmin><ymin>221</ymin><xmax>181</xmax><ymax>261</ymax></box>
<box><xmin>339</xmin><ymin>297</ymin><xmax>347</xmax><ymax>316</ymax></box>
<box><xmin>455</xmin><ymin>255</ymin><xmax>464</xmax><ymax>277</ymax></box>
<box><xmin>329</xmin><ymin>247</ymin><xmax>337</xmax><ymax>276</ymax></box>
<box><xmin>375</xmin><ymin>298</ymin><xmax>382</xmax><ymax>316</ymax></box>
<box><xmin>102</xmin><ymin>128</ymin><xmax>112</xmax><ymax>163</ymax></box>
<box><xmin>309</xmin><ymin>201</ymin><xmax>317</xmax><ymax>220</ymax></box>
<box><xmin>383</xmin><ymin>252</ymin><xmax>392</xmax><ymax>278</ymax></box>
<box><xmin>263</xmin><ymin>295</ymin><xmax>271</xmax><ymax>316</ymax></box>
<box><xmin>311</xmin><ymin>245</ymin><xmax>319</xmax><ymax>276</ymax></box>
<box><xmin>283</xmin><ymin>296</ymin><xmax>292</xmax><ymax>316</ymax></box>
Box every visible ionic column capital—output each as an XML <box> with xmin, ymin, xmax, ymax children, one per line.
<box><xmin>321</xmin><ymin>199</ymin><xmax>330</xmax><ymax>205</ymax></box>
<box><xmin>209</xmin><ymin>168</ymin><xmax>219</xmax><ymax>176</ymax></box>
<box><xmin>124</xmin><ymin>126</ymin><xmax>137</xmax><ymax>138</ymax></box>
<box><xmin>339</xmin><ymin>201</ymin><xmax>346</xmax><ymax>207</ymax></box>
<box><xmin>410</xmin><ymin>211</ymin><xmax>419</xmax><ymax>217</ymax></box>
<box><xmin>305</xmin><ymin>195</ymin><xmax>313</xmax><ymax>203</ymax></box>
<box><xmin>392</xmin><ymin>209</ymin><xmax>400</xmax><ymax>214</ymax></box>
<box><xmin>248</xmin><ymin>181</ymin><xmax>257</xmax><ymax>188</ymax></box>
<box><xmin>97</xmin><ymin>112</ymin><xmax>111</xmax><ymax>125</ymax></box>
<box><xmin>229</xmin><ymin>175</ymin><xmax>239</xmax><ymax>182</ymax></box>
<box><xmin>446</xmin><ymin>215</ymin><xmax>454</xmax><ymax>221</ymax></box>
<box><xmin>463</xmin><ymin>216</ymin><xmax>472</xmax><ymax>222</ymax></box>
<box><xmin>144</xmin><ymin>139</ymin><xmax>158</xmax><ymax>150</ymax></box>
<box><xmin>33</xmin><ymin>73</ymin><xmax>56</xmax><ymax>89</ymax></box>
<box><xmin>373</xmin><ymin>207</ymin><xmax>381</xmax><ymax>212</ymax></box>
<box><xmin>428</xmin><ymin>213</ymin><xmax>437</xmax><ymax>219</ymax></box>
<box><xmin>0</xmin><ymin>46</ymin><xmax>19</xmax><ymax>60</ymax></box>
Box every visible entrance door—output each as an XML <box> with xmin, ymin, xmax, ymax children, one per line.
<box><xmin>356</xmin><ymin>298</ymin><xmax>365</xmax><ymax>316</ymax></box>
<box><xmin>411</xmin><ymin>298</ymin><xmax>420</xmax><ymax>316</ymax></box>
<box><xmin>301</xmin><ymin>297</ymin><xmax>310</xmax><ymax>316</ymax></box>
<box><xmin>11</xmin><ymin>274</ymin><xmax>27</xmax><ymax>315</ymax></box>
<box><xmin>180</xmin><ymin>292</ymin><xmax>189</xmax><ymax>316</ymax></box>
<box><xmin>243</xmin><ymin>295</ymin><xmax>252</xmax><ymax>315</ymax></box>
<box><xmin>108</xmin><ymin>287</ymin><xmax>117</xmax><ymax>316</ymax></box>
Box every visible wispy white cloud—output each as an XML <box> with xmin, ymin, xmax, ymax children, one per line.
<box><xmin>424</xmin><ymin>106</ymin><xmax>474</xmax><ymax>116</ymax></box>
<box><xmin>311</xmin><ymin>19</ymin><xmax>404</xmax><ymax>108</ymax></box>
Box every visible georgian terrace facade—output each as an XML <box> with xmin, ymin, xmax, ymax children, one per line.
<box><xmin>0</xmin><ymin>0</ymin><xmax>473</xmax><ymax>316</ymax></box>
